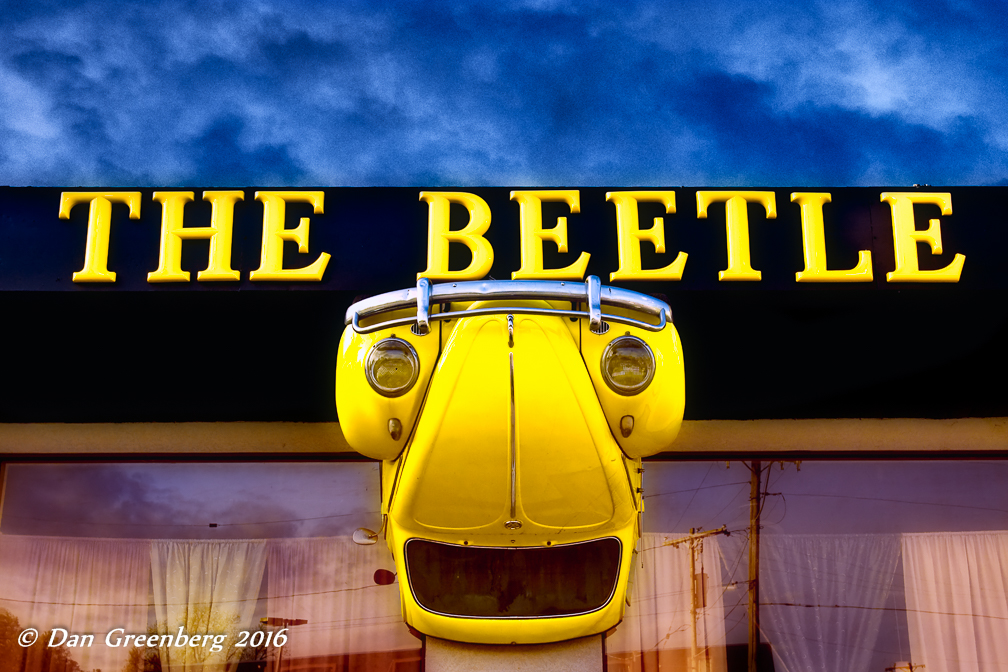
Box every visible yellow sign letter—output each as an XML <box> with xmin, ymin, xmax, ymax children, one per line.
<box><xmin>607</xmin><ymin>191</ymin><xmax>686</xmax><ymax>281</ymax></box>
<box><xmin>417</xmin><ymin>192</ymin><xmax>494</xmax><ymax>280</ymax></box>
<box><xmin>696</xmin><ymin>191</ymin><xmax>776</xmax><ymax>281</ymax></box>
<box><xmin>59</xmin><ymin>191</ymin><xmax>142</xmax><ymax>283</ymax></box>
<box><xmin>148</xmin><ymin>191</ymin><xmax>243</xmax><ymax>282</ymax></box>
<box><xmin>882</xmin><ymin>192</ymin><xmax>965</xmax><ymax>282</ymax></box>
<box><xmin>792</xmin><ymin>192</ymin><xmax>873</xmax><ymax>282</ymax></box>
<box><xmin>511</xmin><ymin>190</ymin><xmax>589</xmax><ymax>280</ymax></box>
<box><xmin>250</xmin><ymin>191</ymin><xmax>330</xmax><ymax>281</ymax></box>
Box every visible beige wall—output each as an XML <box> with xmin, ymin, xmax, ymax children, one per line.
<box><xmin>1</xmin><ymin>418</ymin><xmax>1006</xmax><ymax>456</ymax></box>
<box><xmin>426</xmin><ymin>636</ymin><xmax>603</xmax><ymax>672</ymax></box>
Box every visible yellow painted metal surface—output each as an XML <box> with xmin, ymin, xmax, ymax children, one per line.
<box><xmin>409</xmin><ymin>316</ymin><xmax>511</xmax><ymax>529</ymax></box>
<box><xmin>336</xmin><ymin>291</ymin><xmax>685</xmax><ymax>644</ymax></box>
<box><xmin>335</xmin><ymin>320</ymin><xmax>440</xmax><ymax>461</ymax></box>
<box><xmin>581</xmin><ymin>313</ymin><xmax>686</xmax><ymax>459</ymax></box>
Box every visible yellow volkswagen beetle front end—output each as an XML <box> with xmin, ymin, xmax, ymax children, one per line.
<box><xmin>336</xmin><ymin>277</ymin><xmax>684</xmax><ymax>644</ymax></box>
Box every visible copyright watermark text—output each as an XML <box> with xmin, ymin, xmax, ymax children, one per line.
<box><xmin>17</xmin><ymin>626</ymin><xmax>288</xmax><ymax>654</ymax></box>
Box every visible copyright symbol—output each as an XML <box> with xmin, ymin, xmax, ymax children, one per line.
<box><xmin>18</xmin><ymin>628</ymin><xmax>38</xmax><ymax>647</ymax></box>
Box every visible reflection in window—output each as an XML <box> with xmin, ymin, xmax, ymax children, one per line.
<box><xmin>624</xmin><ymin>461</ymin><xmax>1008</xmax><ymax>672</ymax></box>
<box><xmin>1</xmin><ymin>460</ymin><xmax>1006</xmax><ymax>672</ymax></box>
<box><xmin>0</xmin><ymin>462</ymin><xmax>420</xmax><ymax>672</ymax></box>
<box><xmin>0</xmin><ymin>462</ymin><xmax>383</xmax><ymax>539</ymax></box>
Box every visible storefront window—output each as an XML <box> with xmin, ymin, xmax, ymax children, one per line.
<box><xmin>1</xmin><ymin>459</ymin><xmax>1005</xmax><ymax>672</ymax></box>
<box><xmin>607</xmin><ymin>460</ymin><xmax>1008</xmax><ymax>672</ymax></box>
<box><xmin>0</xmin><ymin>462</ymin><xmax>421</xmax><ymax>672</ymax></box>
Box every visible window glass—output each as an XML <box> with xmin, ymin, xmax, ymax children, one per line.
<box><xmin>605</xmin><ymin>460</ymin><xmax>1008</xmax><ymax>672</ymax></box>
<box><xmin>0</xmin><ymin>462</ymin><xmax>420</xmax><ymax>672</ymax></box>
<box><xmin>2</xmin><ymin>459</ymin><xmax>1006</xmax><ymax>672</ymax></box>
<box><xmin>1</xmin><ymin>462</ymin><xmax>381</xmax><ymax>538</ymax></box>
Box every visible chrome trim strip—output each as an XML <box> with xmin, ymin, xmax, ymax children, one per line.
<box><xmin>402</xmin><ymin>536</ymin><xmax>623</xmax><ymax>620</ymax></box>
<box><xmin>509</xmin><ymin>350</ymin><xmax>517</xmax><ymax>521</ymax></box>
<box><xmin>348</xmin><ymin>276</ymin><xmax>672</xmax><ymax>334</ymax></box>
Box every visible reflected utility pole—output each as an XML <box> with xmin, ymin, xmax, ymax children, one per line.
<box><xmin>663</xmin><ymin>525</ymin><xmax>728</xmax><ymax>672</ymax></box>
<box><xmin>261</xmin><ymin>617</ymin><xmax>307</xmax><ymax>672</ymax></box>
<box><xmin>748</xmin><ymin>460</ymin><xmax>761</xmax><ymax>672</ymax></box>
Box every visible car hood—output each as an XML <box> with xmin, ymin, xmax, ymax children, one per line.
<box><xmin>391</xmin><ymin>311</ymin><xmax>635</xmax><ymax>539</ymax></box>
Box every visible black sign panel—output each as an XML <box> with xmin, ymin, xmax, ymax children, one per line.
<box><xmin>0</xmin><ymin>187</ymin><xmax>1003</xmax><ymax>291</ymax></box>
<box><xmin>0</xmin><ymin>186</ymin><xmax>1005</xmax><ymax>422</ymax></box>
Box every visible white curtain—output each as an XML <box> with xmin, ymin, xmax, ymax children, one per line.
<box><xmin>151</xmin><ymin>540</ymin><xmax>267</xmax><ymax>672</ymax></box>
<box><xmin>606</xmin><ymin>533</ymin><xmax>727</xmax><ymax>672</ymax></box>
<box><xmin>266</xmin><ymin>537</ymin><xmax>418</xmax><ymax>662</ymax></box>
<box><xmin>902</xmin><ymin>531</ymin><xmax>1008</xmax><ymax>672</ymax></box>
<box><xmin>0</xmin><ymin>535</ymin><xmax>150</xmax><ymax>672</ymax></box>
<box><xmin>760</xmin><ymin>534</ymin><xmax>900</xmax><ymax>672</ymax></box>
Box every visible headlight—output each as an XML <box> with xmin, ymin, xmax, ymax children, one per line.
<box><xmin>365</xmin><ymin>338</ymin><xmax>420</xmax><ymax>397</ymax></box>
<box><xmin>601</xmin><ymin>335</ymin><xmax>655</xmax><ymax>395</ymax></box>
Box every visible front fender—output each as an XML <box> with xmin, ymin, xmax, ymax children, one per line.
<box><xmin>335</xmin><ymin>321</ymin><xmax>440</xmax><ymax>461</ymax></box>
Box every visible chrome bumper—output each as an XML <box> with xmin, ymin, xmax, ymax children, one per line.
<box><xmin>346</xmin><ymin>276</ymin><xmax>673</xmax><ymax>335</ymax></box>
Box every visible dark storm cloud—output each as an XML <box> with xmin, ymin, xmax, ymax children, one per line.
<box><xmin>195</xmin><ymin>115</ymin><xmax>307</xmax><ymax>186</ymax></box>
<box><xmin>673</xmin><ymin>72</ymin><xmax>994</xmax><ymax>185</ymax></box>
<box><xmin>0</xmin><ymin>0</ymin><xmax>1006</xmax><ymax>185</ymax></box>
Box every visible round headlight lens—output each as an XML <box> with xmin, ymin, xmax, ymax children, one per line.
<box><xmin>365</xmin><ymin>338</ymin><xmax>420</xmax><ymax>397</ymax></box>
<box><xmin>601</xmin><ymin>336</ymin><xmax>655</xmax><ymax>395</ymax></box>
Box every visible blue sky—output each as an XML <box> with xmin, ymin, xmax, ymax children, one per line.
<box><xmin>2</xmin><ymin>0</ymin><xmax>1006</xmax><ymax>187</ymax></box>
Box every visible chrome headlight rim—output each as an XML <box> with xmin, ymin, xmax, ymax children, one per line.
<box><xmin>365</xmin><ymin>337</ymin><xmax>420</xmax><ymax>397</ymax></box>
<box><xmin>601</xmin><ymin>335</ymin><xmax>656</xmax><ymax>396</ymax></box>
